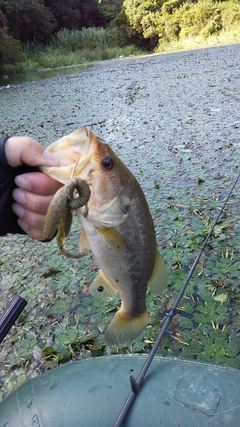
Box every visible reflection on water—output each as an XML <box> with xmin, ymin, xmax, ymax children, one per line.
<box><xmin>0</xmin><ymin>64</ymin><xmax>90</xmax><ymax>87</ymax></box>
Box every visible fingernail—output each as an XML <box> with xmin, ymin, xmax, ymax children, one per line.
<box><xmin>42</xmin><ymin>150</ymin><xmax>60</xmax><ymax>166</ymax></box>
<box><xmin>15</xmin><ymin>175</ymin><xmax>31</xmax><ymax>191</ymax></box>
<box><xmin>12</xmin><ymin>188</ymin><xmax>26</xmax><ymax>205</ymax></box>
<box><xmin>12</xmin><ymin>203</ymin><xmax>25</xmax><ymax>218</ymax></box>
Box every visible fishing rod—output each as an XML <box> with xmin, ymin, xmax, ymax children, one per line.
<box><xmin>0</xmin><ymin>295</ymin><xmax>27</xmax><ymax>344</ymax></box>
<box><xmin>114</xmin><ymin>171</ymin><xmax>240</xmax><ymax>427</ymax></box>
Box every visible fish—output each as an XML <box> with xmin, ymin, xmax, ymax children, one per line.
<box><xmin>41</xmin><ymin>126</ymin><xmax>169</xmax><ymax>345</ymax></box>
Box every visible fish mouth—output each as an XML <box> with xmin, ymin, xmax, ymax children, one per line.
<box><xmin>41</xmin><ymin>126</ymin><xmax>97</xmax><ymax>184</ymax></box>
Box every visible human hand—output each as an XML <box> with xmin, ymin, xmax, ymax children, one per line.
<box><xmin>5</xmin><ymin>136</ymin><xmax>62</xmax><ymax>240</ymax></box>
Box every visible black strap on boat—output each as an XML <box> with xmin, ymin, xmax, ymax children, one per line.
<box><xmin>114</xmin><ymin>171</ymin><xmax>240</xmax><ymax>427</ymax></box>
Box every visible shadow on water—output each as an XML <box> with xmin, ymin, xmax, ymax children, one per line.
<box><xmin>0</xmin><ymin>64</ymin><xmax>91</xmax><ymax>87</ymax></box>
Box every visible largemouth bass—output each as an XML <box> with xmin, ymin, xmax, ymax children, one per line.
<box><xmin>41</xmin><ymin>127</ymin><xmax>169</xmax><ymax>345</ymax></box>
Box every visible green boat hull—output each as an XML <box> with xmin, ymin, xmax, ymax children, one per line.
<box><xmin>0</xmin><ymin>355</ymin><xmax>239</xmax><ymax>426</ymax></box>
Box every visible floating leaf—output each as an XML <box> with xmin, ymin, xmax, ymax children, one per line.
<box><xmin>213</xmin><ymin>294</ymin><xmax>228</xmax><ymax>304</ymax></box>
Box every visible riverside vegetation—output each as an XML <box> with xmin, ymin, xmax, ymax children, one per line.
<box><xmin>0</xmin><ymin>0</ymin><xmax>240</xmax><ymax>77</ymax></box>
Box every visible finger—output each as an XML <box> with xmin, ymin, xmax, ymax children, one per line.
<box><xmin>17</xmin><ymin>218</ymin><xmax>46</xmax><ymax>241</ymax></box>
<box><xmin>5</xmin><ymin>137</ymin><xmax>58</xmax><ymax>168</ymax></box>
<box><xmin>12</xmin><ymin>203</ymin><xmax>46</xmax><ymax>230</ymax></box>
<box><xmin>12</xmin><ymin>189</ymin><xmax>54</xmax><ymax>216</ymax></box>
<box><xmin>15</xmin><ymin>172</ymin><xmax>62</xmax><ymax>196</ymax></box>
<box><xmin>12</xmin><ymin>203</ymin><xmax>46</xmax><ymax>240</ymax></box>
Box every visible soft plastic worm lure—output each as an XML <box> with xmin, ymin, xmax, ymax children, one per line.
<box><xmin>43</xmin><ymin>178</ymin><xmax>91</xmax><ymax>258</ymax></box>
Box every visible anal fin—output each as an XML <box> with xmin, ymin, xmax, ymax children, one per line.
<box><xmin>148</xmin><ymin>249</ymin><xmax>169</xmax><ymax>295</ymax></box>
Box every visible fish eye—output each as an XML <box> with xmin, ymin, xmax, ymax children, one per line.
<box><xmin>102</xmin><ymin>155</ymin><xmax>114</xmax><ymax>170</ymax></box>
<box><xmin>98</xmin><ymin>286</ymin><xmax>104</xmax><ymax>292</ymax></box>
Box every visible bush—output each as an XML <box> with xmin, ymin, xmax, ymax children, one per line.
<box><xmin>156</xmin><ymin>0</ymin><xmax>240</xmax><ymax>45</ymax></box>
<box><xmin>55</xmin><ymin>29</ymin><xmax>84</xmax><ymax>51</ymax></box>
<box><xmin>221</xmin><ymin>0</ymin><xmax>240</xmax><ymax>28</ymax></box>
<box><xmin>80</xmin><ymin>27</ymin><xmax>108</xmax><ymax>50</ymax></box>
<box><xmin>0</xmin><ymin>35</ymin><xmax>26</xmax><ymax>67</ymax></box>
<box><xmin>0</xmin><ymin>9</ymin><xmax>26</xmax><ymax>74</ymax></box>
<box><xmin>108</xmin><ymin>8</ymin><xmax>148</xmax><ymax>48</ymax></box>
<box><xmin>36</xmin><ymin>46</ymin><xmax>83</xmax><ymax>68</ymax></box>
<box><xmin>201</xmin><ymin>8</ymin><xmax>222</xmax><ymax>37</ymax></box>
<box><xmin>162</xmin><ymin>0</ymin><xmax>187</xmax><ymax>15</ymax></box>
<box><xmin>1</xmin><ymin>59</ymin><xmax>39</xmax><ymax>76</ymax></box>
<box><xmin>55</xmin><ymin>27</ymin><xmax>108</xmax><ymax>51</ymax></box>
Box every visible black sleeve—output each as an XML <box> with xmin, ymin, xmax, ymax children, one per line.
<box><xmin>0</xmin><ymin>136</ymin><xmax>39</xmax><ymax>236</ymax></box>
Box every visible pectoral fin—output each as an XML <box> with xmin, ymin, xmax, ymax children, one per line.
<box><xmin>90</xmin><ymin>270</ymin><xmax>118</xmax><ymax>301</ymax></box>
<box><xmin>97</xmin><ymin>228</ymin><xmax>127</xmax><ymax>249</ymax></box>
<box><xmin>79</xmin><ymin>229</ymin><xmax>91</xmax><ymax>252</ymax></box>
<box><xmin>148</xmin><ymin>249</ymin><xmax>169</xmax><ymax>295</ymax></box>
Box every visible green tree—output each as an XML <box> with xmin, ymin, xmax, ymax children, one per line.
<box><xmin>108</xmin><ymin>7</ymin><xmax>148</xmax><ymax>47</ymax></box>
<box><xmin>0</xmin><ymin>9</ymin><xmax>26</xmax><ymax>73</ymax></box>
<box><xmin>44</xmin><ymin>0</ymin><xmax>106</xmax><ymax>30</ymax></box>
<box><xmin>123</xmin><ymin>0</ymin><xmax>240</xmax><ymax>47</ymax></box>
<box><xmin>43</xmin><ymin>0</ymin><xmax>81</xmax><ymax>31</ymax></box>
<box><xmin>123</xmin><ymin>0</ymin><xmax>165</xmax><ymax>38</ymax></box>
<box><xmin>98</xmin><ymin>0</ymin><xmax>122</xmax><ymax>25</ymax></box>
<box><xmin>1</xmin><ymin>0</ymin><xmax>56</xmax><ymax>43</ymax></box>
<box><xmin>77</xmin><ymin>0</ymin><xmax>104</xmax><ymax>27</ymax></box>
<box><xmin>158</xmin><ymin>0</ymin><xmax>240</xmax><ymax>43</ymax></box>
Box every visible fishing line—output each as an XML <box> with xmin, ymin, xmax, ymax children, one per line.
<box><xmin>113</xmin><ymin>171</ymin><xmax>240</xmax><ymax>427</ymax></box>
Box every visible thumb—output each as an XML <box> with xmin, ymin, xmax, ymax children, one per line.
<box><xmin>5</xmin><ymin>136</ymin><xmax>59</xmax><ymax>168</ymax></box>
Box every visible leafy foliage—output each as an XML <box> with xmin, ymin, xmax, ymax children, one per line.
<box><xmin>0</xmin><ymin>10</ymin><xmax>26</xmax><ymax>73</ymax></box>
<box><xmin>108</xmin><ymin>8</ymin><xmax>147</xmax><ymax>48</ymax></box>
<box><xmin>0</xmin><ymin>0</ymin><xmax>56</xmax><ymax>43</ymax></box>
<box><xmin>123</xmin><ymin>0</ymin><xmax>165</xmax><ymax>38</ymax></box>
<box><xmin>43</xmin><ymin>0</ymin><xmax>82</xmax><ymax>31</ymax></box>
<box><xmin>99</xmin><ymin>0</ymin><xmax>121</xmax><ymax>24</ymax></box>
<box><xmin>123</xmin><ymin>0</ymin><xmax>240</xmax><ymax>47</ymax></box>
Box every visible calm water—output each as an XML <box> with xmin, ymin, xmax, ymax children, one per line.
<box><xmin>0</xmin><ymin>64</ymin><xmax>90</xmax><ymax>87</ymax></box>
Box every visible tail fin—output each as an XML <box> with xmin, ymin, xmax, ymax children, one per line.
<box><xmin>105</xmin><ymin>309</ymin><xmax>148</xmax><ymax>346</ymax></box>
